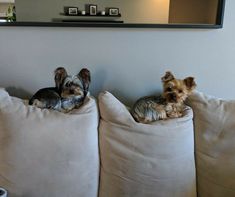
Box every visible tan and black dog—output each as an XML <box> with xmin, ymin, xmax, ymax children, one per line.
<box><xmin>131</xmin><ymin>71</ymin><xmax>196</xmax><ymax>123</ymax></box>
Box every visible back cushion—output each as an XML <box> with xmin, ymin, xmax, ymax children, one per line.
<box><xmin>187</xmin><ymin>91</ymin><xmax>235</xmax><ymax>197</ymax></box>
<box><xmin>98</xmin><ymin>91</ymin><xmax>196</xmax><ymax>197</ymax></box>
<box><xmin>0</xmin><ymin>89</ymin><xmax>99</xmax><ymax>197</ymax></box>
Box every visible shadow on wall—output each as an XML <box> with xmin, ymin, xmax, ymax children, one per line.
<box><xmin>90</xmin><ymin>67</ymin><xmax>107</xmax><ymax>98</ymax></box>
<box><xmin>5</xmin><ymin>66</ymin><xmax>163</xmax><ymax>107</ymax></box>
<box><xmin>5</xmin><ymin>87</ymin><xmax>32</xmax><ymax>100</ymax></box>
<box><xmin>5</xmin><ymin>86</ymin><xmax>162</xmax><ymax>108</ymax></box>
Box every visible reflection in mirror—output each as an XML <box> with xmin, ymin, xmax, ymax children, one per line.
<box><xmin>0</xmin><ymin>0</ymin><xmax>15</xmax><ymax>22</ymax></box>
<box><xmin>0</xmin><ymin>0</ymin><xmax>223</xmax><ymax>26</ymax></box>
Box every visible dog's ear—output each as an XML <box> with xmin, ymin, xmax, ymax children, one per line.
<box><xmin>78</xmin><ymin>68</ymin><xmax>91</xmax><ymax>97</ymax></box>
<box><xmin>184</xmin><ymin>77</ymin><xmax>196</xmax><ymax>91</ymax></box>
<box><xmin>161</xmin><ymin>71</ymin><xmax>175</xmax><ymax>82</ymax></box>
<box><xmin>54</xmin><ymin>67</ymin><xmax>68</xmax><ymax>89</ymax></box>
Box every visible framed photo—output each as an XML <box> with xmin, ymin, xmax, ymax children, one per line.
<box><xmin>109</xmin><ymin>8</ymin><xmax>119</xmax><ymax>16</ymax></box>
<box><xmin>67</xmin><ymin>7</ymin><xmax>78</xmax><ymax>16</ymax></box>
<box><xmin>89</xmin><ymin>5</ymin><xmax>97</xmax><ymax>15</ymax></box>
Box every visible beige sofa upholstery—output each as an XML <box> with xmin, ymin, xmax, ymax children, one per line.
<box><xmin>187</xmin><ymin>91</ymin><xmax>235</xmax><ymax>197</ymax></box>
<box><xmin>0</xmin><ymin>89</ymin><xmax>99</xmax><ymax>197</ymax></box>
<box><xmin>0</xmin><ymin>88</ymin><xmax>235</xmax><ymax>197</ymax></box>
<box><xmin>98</xmin><ymin>91</ymin><xmax>196</xmax><ymax>197</ymax></box>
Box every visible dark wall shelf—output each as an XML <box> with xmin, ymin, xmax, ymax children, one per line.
<box><xmin>61</xmin><ymin>20</ymin><xmax>124</xmax><ymax>23</ymax></box>
<box><xmin>63</xmin><ymin>13</ymin><xmax>121</xmax><ymax>17</ymax></box>
<box><xmin>54</xmin><ymin>14</ymin><xmax>123</xmax><ymax>23</ymax></box>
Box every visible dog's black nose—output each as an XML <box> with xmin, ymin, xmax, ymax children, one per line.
<box><xmin>170</xmin><ymin>93</ymin><xmax>177</xmax><ymax>101</ymax></box>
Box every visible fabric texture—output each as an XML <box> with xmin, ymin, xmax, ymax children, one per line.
<box><xmin>0</xmin><ymin>88</ymin><xmax>99</xmax><ymax>197</ymax></box>
<box><xmin>187</xmin><ymin>91</ymin><xmax>235</xmax><ymax>197</ymax></box>
<box><xmin>98</xmin><ymin>91</ymin><xmax>196</xmax><ymax>197</ymax></box>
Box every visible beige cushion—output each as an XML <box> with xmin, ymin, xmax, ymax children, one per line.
<box><xmin>0</xmin><ymin>89</ymin><xmax>99</xmax><ymax>197</ymax></box>
<box><xmin>98</xmin><ymin>91</ymin><xmax>196</xmax><ymax>197</ymax></box>
<box><xmin>187</xmin><ymin>91</ymin><xmax>235</xmax><ymax>197</ymax></box>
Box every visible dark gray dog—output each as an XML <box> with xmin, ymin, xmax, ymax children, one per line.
<box><xmin>29</xmin><ymin>67</ymin><xmax>91</xmax><ymax>112</ymax></box>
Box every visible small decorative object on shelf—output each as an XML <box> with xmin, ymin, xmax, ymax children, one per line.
<box><xmin>108</xmin><ymin>8</ymin><xmax>119</xmax><ymax>16</ymax></box>
<box><xmin>64</xmin><ymin>7</ymin><xmax>79</xmax><ymax>16</ymax></box>
<box><xmin>68</xmin><ymin>7</ymin><xmax>78</xmax><ymax>15</ymax></box>
<box><xmin>89</xmin><ymin>5</ymin><xmax>97</xmax><ymax>15</ymax></box>
<box><xmin>6</xmin><ymin>5</ymin><xmax>16</xmax><ymax>22</ymax></box>
<box><xmin>62</xmin><ymin>5</ymin><xmax>121</xmax><ymax>18</ymax></box>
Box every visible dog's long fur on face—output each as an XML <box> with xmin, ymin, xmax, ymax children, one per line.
<box><xmin>131</xmin><ymin>71</ymin><xmax>196</xmax><ymax>123</ymax></box>
<box><xmin>29</xmin><ymin>67</ymin><xmax>91</xmax><ymax>112</ymax></box>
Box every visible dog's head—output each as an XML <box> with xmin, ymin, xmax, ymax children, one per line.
<box><xmin>54</xmin><ymin>67</ymin><xmax>91</xmax><ymax>100</ymax></box>
<box><xmin>161</xmin><ymin>71</ymin><xmax>196</xmax><ymax>103</ymax></box>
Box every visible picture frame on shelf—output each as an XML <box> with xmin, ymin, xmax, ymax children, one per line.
<box><xmin>64</xmin><ymin>7</ymin><xmax>79</xmax><ymax>16</ymax></box>
<box><xmin>89</xmin><ymin>5</ymin><xmax>97</xmax><ymax>15</ymax></box>
<box><xmin>108</xmin><ymin>8</ymin><xmax>119</xmax><ymax>16</ymax></box>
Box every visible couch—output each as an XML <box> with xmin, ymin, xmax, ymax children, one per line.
<box><xmin>0</xmin><ymin>88</ymin><xmax>234</xmax><ymax>197</ymax></box>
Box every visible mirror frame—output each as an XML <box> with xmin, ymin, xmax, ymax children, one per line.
<box><xmin>0</xmin><ymin>0</ymin><xmax>225</xmax><ymax>29</ymax></box>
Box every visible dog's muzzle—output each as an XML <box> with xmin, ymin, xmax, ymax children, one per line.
<box><xmin>168</xmin><ymin>93</ymin><xmax>177</xmax><ymax>103</ymax></box>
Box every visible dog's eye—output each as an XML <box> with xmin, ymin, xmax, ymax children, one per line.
<box><xmin>166</xmin><ymin>87</ymin><xmax>172</xmax><ymax>92</ymax></box>
<box><xmin>179</xmin><ymin>90</ymin><xmax>183</xmax><ymax>93</ymax></box>
<box><xmin>66</xmin><ymin>83</ymin><xmax>72</xmax><ymax>87</ymax></box>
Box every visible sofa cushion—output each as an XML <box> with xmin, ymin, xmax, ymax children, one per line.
<box><xmin>187</xmin><ymin>91</ymin><xmax>235</xmax><ymax>197</ymax></box>
<box><xmin>98</xmin><ymin>91</ymin><xmax>196</xmax><ymax>197</ymax></box>
<box><xmin>0</xmin><ymin>88</ymin><xmax>99</xmax><ymax>197</ymax></box>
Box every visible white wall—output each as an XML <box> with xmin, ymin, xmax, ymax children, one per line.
<box><xmin>0</xmin><ymin>0</ymin><xmax>233</xmax><ymax>106</ymax></box>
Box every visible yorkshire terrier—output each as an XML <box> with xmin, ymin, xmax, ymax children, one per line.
<box><xmin>29</xmin><ymin>67</ymin><xmax>91</xmax><ymax>112</ymax></box>
<box><xmin>131</xmin><ymin>71</ymin><xmax>196</xmax><ymax>123</ymax></box>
